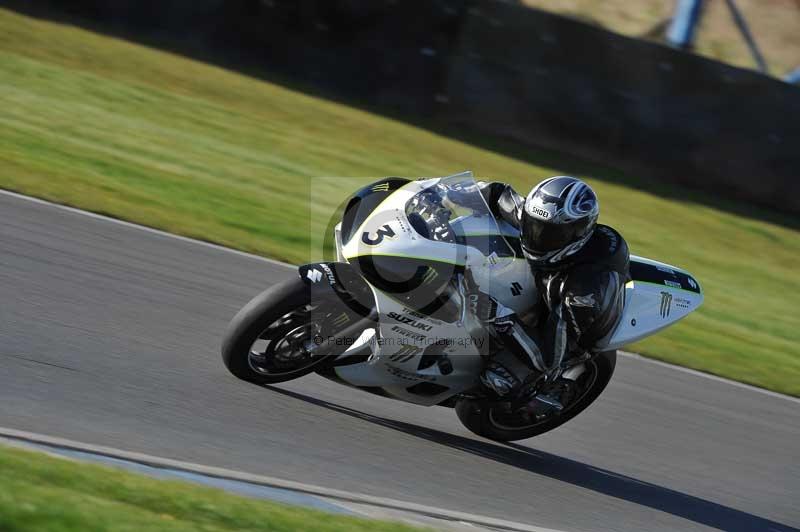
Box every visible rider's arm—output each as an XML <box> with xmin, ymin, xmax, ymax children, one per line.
<box><xmin>476</xmin><ymin>182</ymin><xmax>524</xmax><ymax>229</ymax></box>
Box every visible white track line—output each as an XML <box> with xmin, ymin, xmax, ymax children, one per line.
<box><xmin>0</xmin><ymin>188</ymin><xmax>294</xmax><ymax>270</ymax></box>
<box><xmin>2</xmin><ymin>187</ymin><xmax>797</xmax><ymax>404</ymax></box>
<box><xmin>618</xmin><ymin>351</ymin><xmax>800</xmax><ymax>404</ymax></box>
<box><xmin>0</xmin><ymin>427</ymin><xmax>567</xmax><ymax>532</ymax></box>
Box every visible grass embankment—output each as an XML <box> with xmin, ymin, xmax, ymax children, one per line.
<box><xmin>0</xmin><ymin>445</ymin><xmax>426</xmax><ymax>532</ymax></box>
<box><xmin>1</xmin><ymin>8</ymin><xmax>798</xmax><ymax>395</ymax></box>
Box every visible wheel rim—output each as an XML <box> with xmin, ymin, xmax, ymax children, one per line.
<box><xmin>247</xmin><ymin>305</ymin><xmax>325</xmax><ymax>377</ymax></box>
<box><xmin>487</xmin><ymin>360</ymin><xmax>599</xmax><ymax>431</ymax></box>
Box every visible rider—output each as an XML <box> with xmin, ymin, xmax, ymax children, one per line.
<box><xmin>469</xmin><ymin>176</ymin><xmax>629</xmax><ymax>407</ymax></box>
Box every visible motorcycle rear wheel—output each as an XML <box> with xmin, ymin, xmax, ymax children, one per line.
<box><xmin>455</xmin><ymin>350</ymin><xmax>616</xmax><ymax>442</ymax></box>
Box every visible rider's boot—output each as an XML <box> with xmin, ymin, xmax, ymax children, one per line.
<box><xmin>469</xmin><ymin>279</ymin><xmax>570</xmax><ymax>409</ymax></box>
<box><xmin>478</xmin><ymin>306</ymin><xmax>546</xmax><ymax>398</ymax></box>
<box><xmin>478</xmin><ymin>302</ymin><xmax>574</xmax><ymax>413</ymax></box>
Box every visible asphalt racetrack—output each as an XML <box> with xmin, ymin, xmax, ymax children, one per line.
<box><xmin>1</xmin><ymin>191</ymin><xmax>798</xmax><ymax>532</ymax></box>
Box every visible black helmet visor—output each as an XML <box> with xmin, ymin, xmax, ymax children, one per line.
<box><xmin>521</xmin><ymin>216</ymin><xmax>586</xmax><ymax>255</ymax></box>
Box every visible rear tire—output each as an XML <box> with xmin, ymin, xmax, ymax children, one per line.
<box><xmin>221</xmin><ymin>277</ymin><xmax>327</xmax><ymax>384</ymax></box>
<box><xmin>456</xmin><ymin>351</ymin><xmax>616</xmax><ymax>442</ymax></box>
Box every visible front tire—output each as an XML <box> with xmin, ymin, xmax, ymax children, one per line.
<box><xmin>221</xmin><ymin>277</ymin><xmax>329</xmax><ymax>384</ymax></box>
<box><xmin>456</xmin><ymin>351</ymin><xmax>617</xmax><ymax>442</ymax></box>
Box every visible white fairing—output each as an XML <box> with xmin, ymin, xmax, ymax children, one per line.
<box><xmin>335</xmin><ymin>174</ymin><xmax>525</xmax><ymax>405</ymax></box>
<box><xmin>600</xmin><ymin>256</ymin><xmax>703</xmax><ymax>350</ymax></box>
<box><xmin>330</xmin><ymin>293</ymin><xmax>488</xmax><ymax>405</ymax></box>
<box><xmin>340</xmin><ymin>178</ymin><xmax>469</xmax><ymax>271</ymax></box>
<box><xmin>329</xmin><ymin>173</ymin><xmax>702</xmax><ymax>406</ymax></box>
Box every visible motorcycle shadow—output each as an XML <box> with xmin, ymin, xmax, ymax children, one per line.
<box><xmin>263</xmin><ymin>384</ymin><xmax>794</xmax><ymax>532</ymax></box>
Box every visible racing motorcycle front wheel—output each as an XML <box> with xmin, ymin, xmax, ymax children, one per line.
<box><xmin>221</xmin><ymin>277</ymin><xmax>360</xmax><ymax>384</ymax></box>
<box><xmin>455</xmin><ymin>350</ymin><xmax>616</xmax><ymax>442</ymax></box>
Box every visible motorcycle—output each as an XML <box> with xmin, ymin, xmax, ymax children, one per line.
<box><xmin>222</xmin><ymin>172</ymin><xmax>703</xmax><ymax>441</ymax></box>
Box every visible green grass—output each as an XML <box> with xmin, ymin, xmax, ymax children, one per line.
<box><xmin>1</xmin><ymin>9</ymin><xmax>799</xmax><ymax>395</ymax></box>
<box><xmin>0</xmin><ymin>444</ymin><xmax>426</xmax><ymax>532</ymax></box>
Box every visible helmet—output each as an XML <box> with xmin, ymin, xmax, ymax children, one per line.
<box><xmin>520</xmin><ymin>176</ymin><xmax>599</xmax><ymax>267</ymax></box>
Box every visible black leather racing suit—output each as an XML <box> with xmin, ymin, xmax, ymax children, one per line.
<box><xmin>476</xmin><ymin>182</ymin><xmax>630</xmax><ymax>392</ymax></box>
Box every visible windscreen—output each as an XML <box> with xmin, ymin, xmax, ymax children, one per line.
<box><xmin>405</xmin><ymin>172</ymin><xmax>515</xmax><ymax>258</ymax></box>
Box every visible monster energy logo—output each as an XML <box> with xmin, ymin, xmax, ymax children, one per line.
<box><xmin>422</xmin><ymin>267</ymin><xmax>438</xmax><ymax>285</ymax></box>
<box><xmin>389</xmin><ymin>344</ymin><xmax>422</xmax><ymax>363</ymax></box>
<box><xmin>371</xmin><ymin>182</ymin><xmax>390</xmax><ymax>192</ymax></box>
<box><xmin>659</xmin><ymin>291</ymin><xmax>672</xmax><ymax>318</ymax></box>
<box><xmin>332</xmin><ymin>312</ymin><xmax>350</xmax><ymax>327</ymax></box>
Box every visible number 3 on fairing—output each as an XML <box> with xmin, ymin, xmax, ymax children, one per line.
<box><xmin>362</xmin><ymin>224</ymin><xmax>396</xmax><ymax>246</ymax></box>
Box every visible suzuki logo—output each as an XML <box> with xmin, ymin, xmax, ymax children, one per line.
<box><xmin>510</xmin><ymin>282</ymin><xmax>523</xmax><ymax>296</ymax></box>
<box><xmin>306</xmin><ymin>269</ymin><xmax>323</xmax><ymax>283</ymax></box>
<box><xmin>659</xmin><ymin>291</ymin><xmax>672</xmax><ymax>318</ymax></box>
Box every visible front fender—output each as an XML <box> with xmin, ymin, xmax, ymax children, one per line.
<box><xmin>298</xmin><ymin>262</ymin><xmax>376</xmax><ymax>318</ymax></box>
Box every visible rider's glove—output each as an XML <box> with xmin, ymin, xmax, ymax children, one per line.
<box><xmin>480</xmin><ymin>360</ymin><xmax>519</xmax><ymax>396</ymax></box>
